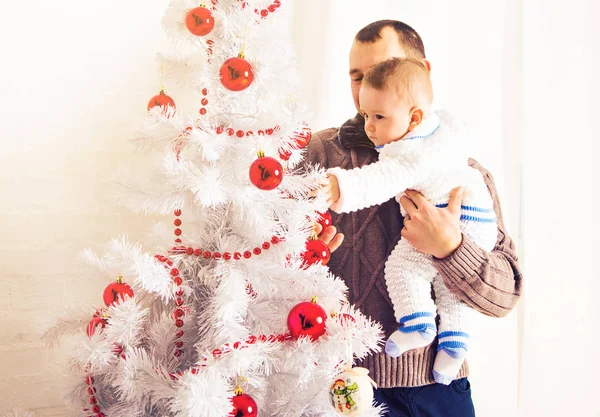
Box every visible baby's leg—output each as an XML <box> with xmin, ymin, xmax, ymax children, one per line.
<box><xmin>432</xmin><ymin>275</ymin><xmax>476</xmax><ymax>385</ymax></box>
<box><xmin>385</xmin><ymin>239</ymin><xmax>438</xmax><ymax>357</ymax></box>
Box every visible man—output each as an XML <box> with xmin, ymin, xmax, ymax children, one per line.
<box><xmin>310</xmin><ymin>20</ymin><xmax>522</xmax><ymax>417</ymax></box>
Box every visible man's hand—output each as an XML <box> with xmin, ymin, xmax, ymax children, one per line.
<box><xmin>314</xmin><ymin>223</ymin><xmax>344</xmax><ymax>253</ymax></box>
<box><xmin>400</xmin><ymin>187</ymin><xmax>464</xmax><ymax>259</ymax></box>
<box><xmin>319</xmin><ymin>174</ymin><xmax>341</xmax><ymax>207</ymax></box>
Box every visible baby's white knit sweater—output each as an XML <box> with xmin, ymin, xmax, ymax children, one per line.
<box><xmin>329</xmin><ymin>110</ymin><xmax>496</xmax><ymax>233</ymax></box>
<box><xmin>328</xmin><ymin>109</ymin><xmax>497</xmax><ymax>327</ymax></box>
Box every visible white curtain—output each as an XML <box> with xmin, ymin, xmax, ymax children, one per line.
<box><xmin>291</xmin><ymin>0</ymin><xmax>599</xmax><ymax>416</ymax></box>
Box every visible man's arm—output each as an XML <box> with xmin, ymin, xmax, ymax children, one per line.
<box><xmin>433</xmin><ymin>163</ymin><xmax>522</xmax><ymax>318</ymax></box>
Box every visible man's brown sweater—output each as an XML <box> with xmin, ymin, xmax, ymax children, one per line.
<box><xmin>305</xmin><ymin>115</ymin><xmax>522</xmax><ymax>388</ymax></box>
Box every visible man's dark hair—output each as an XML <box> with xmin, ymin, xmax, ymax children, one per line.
<box><xmin>355</xmin><ymin>20</ymin><xmax>426</xmax><ymax>59</ymax></box>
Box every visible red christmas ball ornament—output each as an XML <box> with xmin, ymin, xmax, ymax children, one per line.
<box><xmin>302</xmin><ymin>239</ymin><xmax>331</xmax><ymax>267</ymax></box>
<box><xmin>147</xmin><ymin>90</ymin><xmax>176</xmax><ymax>112</ymax></box>
<box><xmin>336</xmin><ymin>313</ymin><xmax>356</xmax><ymax>327</ymax></box>
<box><xmin>278</xmin><ymin>124</ymin><xmax>312</xmax><ymax>161</ymax></box>
<box><xmin>86</xmin><ymin>317</ymin><xmax>107</xmax><ymax>337</ymax></box>
<box><xmin>113</xmin><ymin>344</ymin><xmax>124</xmax><ymax>355</ymax></box>
<box><xmin>293</xmin><ymin>125</ymin><xmax>312</xmax><ymax>149</ymax></box>
<box><xmin>316</xmin><ymin>211</ymin><xmax>332</xmax><ymax>236</ymax></box>
<box><xmin>287</xmin><ymin>298</ymin><xmax>328</xmax><ymax>341</ymax></box>
<box><xmin>103</xmin><ymin>276</ymin><xmax>134</xmax><ymax>307</ymax></box>
<box><xmin>220</xmin><ymin>56</ymin><xmax>254</xmax><ymax>91</ymax></box>
<box><xmin>249</xmin><ymin>154</ymin><xmax>284</xmax><ymax>190</ymax></box>
<box><xmin>229</xmin><ymin>393</ymin><xmax>258</xmax><ymax>417</ymax></box>
<box><xmin>185</xmin><ymin>7</ymin><xmax>215</xmax><ymax>36</ymax></box>
<box><xmin>278</xmin><ymin>148</ymin><xmax>292</xmax><ymax>161</ymax></box>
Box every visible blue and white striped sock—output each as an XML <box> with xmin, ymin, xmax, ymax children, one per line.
<box><xmin>433</xmin><ymin>331</ymin><xmax>470</xmax><ymax>385</ymax></box>
<box><xmin>385</xmin><ymin>312</ymin><xmax>436</xmax><ymax>358</ymax></box>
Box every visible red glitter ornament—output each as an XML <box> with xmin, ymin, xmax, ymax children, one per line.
<box><xmin>220</xmin><ymin>57</ymin><xmax>254</xmax><ymax>91</ymax></box>
<box><xmin>293</xmin><ymin>125</ymin><xmax>312</xmax><ymax>149</ymax></box>
<box><xmin>185</xmin><ymin>7</ymin><xmax>215</xmax><ymax>36</ymax></box>
<box><xmin>86</xmin><ymin>317</ymin><xmax>107</xmax><ymax>338</ymax></box>
<box><xmin>278</xmin><ymin>124</ymin><xmax>312</xmax><ymax>160</ymax></box>
<box><xmin>229</xmin><ymin>393</ymin><xmax>258</xmax><ymax>417</ymax></box>
<box><xmin>301</xmin><ymin>239</ymin><xmax>331</xmax><ymax>267</ymax></box>
<box><xmin>148</xmin><ymin>90</ymin><xmax>176</xmax><ymax>112</ymax></box>
<box><xmin>103</xmin><ymin>276</ymin><xmax>134</xmax><ymax>307</ymax></box>
<box><xmin>249</xmin><ymin>155</ymin><xmax>283</xmax><ymax>190</ymax></box>
<box><xmin>287</xmin><ymin>299</ymin><xmax>327</xmax><ymax>341</ymax></box>
<box><xmin>316</xmin><ymin>211</ymin><xmax>333</xmax><ymax>235</ymax></box>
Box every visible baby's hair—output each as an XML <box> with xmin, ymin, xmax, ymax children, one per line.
<box><xmin>363</xmin><ymin>57</ymin><xmax>433</xmax><ymax>109</ymax></box>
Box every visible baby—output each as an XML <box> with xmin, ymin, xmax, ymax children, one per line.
<box><xmin>321</xmin><ymin>57</ymin><xmax>498</xmax><ymax>385</ymax></box>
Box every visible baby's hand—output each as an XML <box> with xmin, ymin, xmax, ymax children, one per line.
<box><xmin>319</xmin><ymin>174</ymin><xmax>341</xmax><ymax>207</ymax></box>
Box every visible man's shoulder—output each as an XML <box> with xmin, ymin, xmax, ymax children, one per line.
<box><xmin>468</xmin><ymin>157</ymin><xmax>494</xmax><ymax>182</ymax></box>
<box><xmin>305</xmin><ymin>127</ymin><xmax>348</xmax><ymax>168</ymax></box>
<box><xmin>309</xmin><ymin>127</ymin><xmax>341</xmax><ymax>152</ymax></box>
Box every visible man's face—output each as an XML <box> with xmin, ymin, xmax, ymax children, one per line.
<box><xmin>349</xmin><ymin>27</ymin><xmax>408</xmax><ymax>112</ymax></box>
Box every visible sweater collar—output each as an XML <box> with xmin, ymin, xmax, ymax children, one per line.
<box><xmin>338</xmin><ymin>114</ymin><xmax>374</xmax><ymax>150</ymax></box>
<box><xmin>403</xmin><ymin>111</ymin><xmax>441</xmax><ymax>141</ymax></box>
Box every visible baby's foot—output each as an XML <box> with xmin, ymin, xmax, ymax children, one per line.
<box><xmin>432</xmin><ymin>331</ymin><xmax>469</xmax><ymax>385</ymax></box>
<box><xmin>385</xmin><ymin>312</ymin><xmax>436</xmax><ymax>357</ymax></box>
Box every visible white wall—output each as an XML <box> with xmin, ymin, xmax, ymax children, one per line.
<box><xmin>291</xmin><ymin>1</ymin><xmax>520</xmax><ymax>417</ymax></box>
<box><xmin>519</xmin><ymin>0</ymin><xmax>600</xmax><ymax>415</ymax></box>
<box><xmin>0</xmin><ymin>1</ymin><xmax>166</xmax><ymax>414</ymax></box>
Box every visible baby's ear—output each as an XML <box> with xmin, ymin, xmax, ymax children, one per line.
<box><xmin>408</xmin><ymin>108</ymin><xmax>424</xmax><ymax>131</ymax></box>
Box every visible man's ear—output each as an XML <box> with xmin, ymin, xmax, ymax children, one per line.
<box><xmin>407</xmin><ymin>108</ymin><xmax>424</xmax><ymax>131</ymax></box>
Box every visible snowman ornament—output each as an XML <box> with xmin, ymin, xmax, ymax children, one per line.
<box><xmin>329</xmin><ymin>367</ymin><xmax>375</xmax><ymax>416</ymax></box>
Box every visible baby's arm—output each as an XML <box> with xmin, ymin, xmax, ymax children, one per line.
<box><xmin>326</xmin><ymin>157</ymin><xmax>424</xmax><ymax>213</ymax></box>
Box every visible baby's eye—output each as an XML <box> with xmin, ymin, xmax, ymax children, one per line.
<box><xmin>363</xmin><ymin>113</ymin><xmax>369</xmax><ymax>119</ymax></box>
<box><xmin>375</xmin><ymin>114</ymin><xmax>384</xmax><ymax>120</ymax></box>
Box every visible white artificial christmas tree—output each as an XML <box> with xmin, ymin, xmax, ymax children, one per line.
<box><xmin>44</xmin><ymin>1</ymin><xmax>384</xmax><ymax>416</ymax></box>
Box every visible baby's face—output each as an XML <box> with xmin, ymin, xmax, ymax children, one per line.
<box><xmin>359</xmin><ymin>86</ymin><xmax>412</xmax><ymax>147</ymax></box>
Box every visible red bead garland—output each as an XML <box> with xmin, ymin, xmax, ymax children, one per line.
<box><xmin>154</xmin><ymin>244</ymin><xmax>188</xmax><ymax>358</ymax></box>
<box><xmin>216</xmin><ymin>124</ymin><xmax>280</xmax><ymax>138</ymax></box>
<box><xmin>241</xmin><ymin>0</ymin><xmax>280</xmax><ymax>20</ymax></box>
<box><xmin>83</xmin><ymin>374</ymin><xmax>105</xmax><ymax>416</ymax></box>
<box><xmin>168</xmin><ymin>236</ymin><xmax>284</xmax><ymax>261</ymax></box>
<box><xmin>199</xmin><ymin>87</ymin><xmax>209</xmax><ymax>115</ymax></box>
<box><xmin>174</xmin><ymin>209</ymin><xmax>182</xmax><ymax>244</ymax></box>
<box><xmin>180</xmin><ymin>124</ymin><xmax>281</xmax><ymax>139</ymax></box>
<box><xmin>206</xmin><ymin>39</ymin><xmax>214</xmax><ymax>63</ymax></box>
<box><xmin>191</xmin><ymin>331</ymin><xmax>293</xmax><ymax>371</ymax></box>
